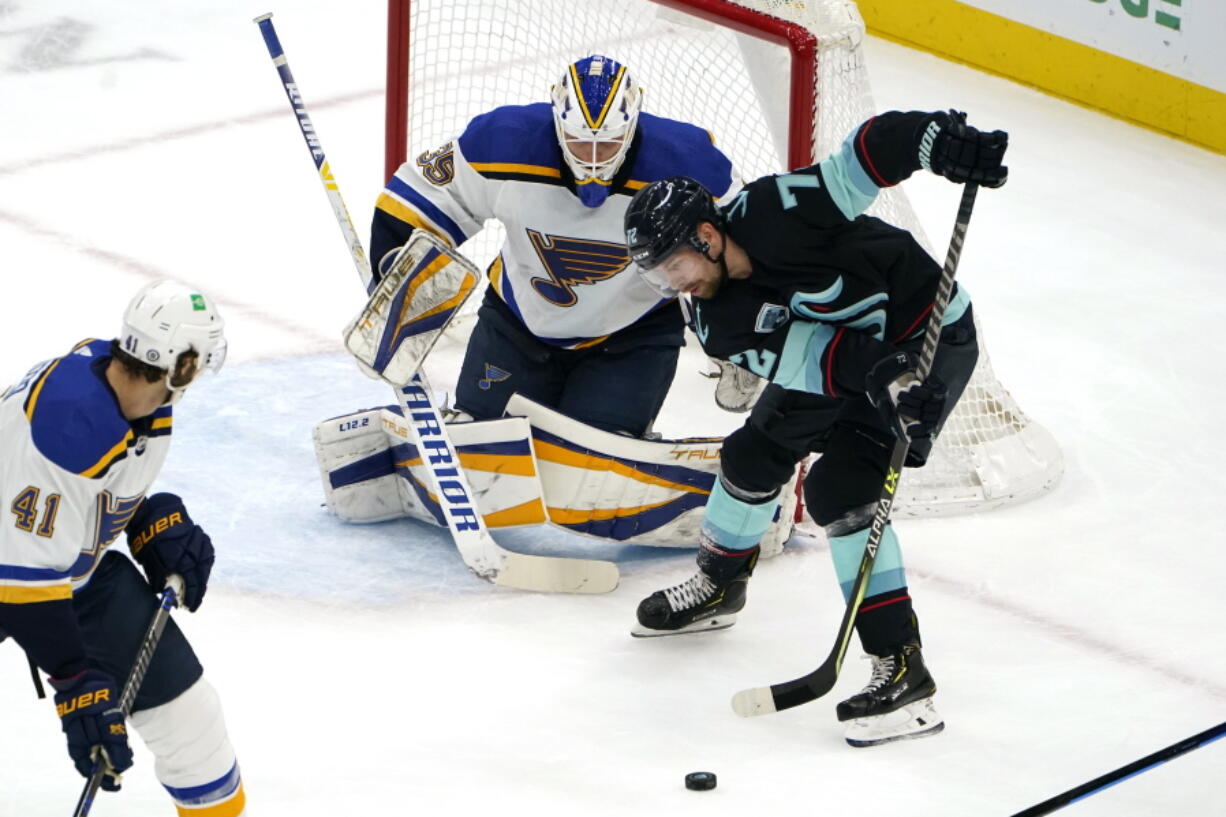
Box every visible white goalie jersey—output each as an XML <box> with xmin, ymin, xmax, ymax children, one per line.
<box><xmin>0</xmin><ymin>340</ymin><xmax>171</xmax><ymax>604</ymax></box>
<box><xmin>371</xmin><ymin>103</ymin><xmax>741</xmax><ymax>347</ymax></box>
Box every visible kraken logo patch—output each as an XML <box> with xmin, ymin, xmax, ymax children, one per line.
<box><xmin>526</xmin><ymin>230</ymin><xmax>631</xmax><ymax>306</ymax></box>
<box><xmin>754</xmin><ymin>304</ymin><xmax>790</xmax><ymax>333</ymax></box>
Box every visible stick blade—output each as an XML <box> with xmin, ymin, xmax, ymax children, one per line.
<box><xmin>494</xmin><ymin>553</ymin><xmax>619</xmax><ymax>594</ymax></box>
<box><xmin>732</xmin><ymin>663</ymin><xmax>840</xmax><ymax>717</ymax></box>
<box><xmin>731</xmin><ymin>686</ymin><xmax>777</xmax><ymax>718</ymax></box>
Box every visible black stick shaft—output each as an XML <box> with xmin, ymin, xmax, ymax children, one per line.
<box><xmin>1009</xmin><ymin>720</ymin><xmax>1226</xmax><ymax>817</ymax></box>
<box><xmin>768</xmin><ymin>182</ymin><xmax>979</xmax><ymax>711</ymax></box>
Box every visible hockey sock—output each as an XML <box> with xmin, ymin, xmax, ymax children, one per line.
<box><xmin>700</xmin><ymin>476</ymin><xmax>779</xmax><ymax>552</ymax></box>
<box><xmin>829</xmin><ymin>525</ymin><xmax>920</xmax><ymax>654</ymax></box>
<box><xmin>130</xmin><ymin>679</ymin><xmax>246</xmax><ymax>816</ymax></box>
<box><xmin>828</xmin><ymin>524</ymin><xmax>907</xmax><ymax>602</ymax></box>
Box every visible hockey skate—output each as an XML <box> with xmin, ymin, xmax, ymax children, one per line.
<box><xmin>837</xmin><ymin>643</ymin><xmax>944</xmax><ymax>747</ymax></box>
<box><xmin>631</xmin><ymin>541</ymin><xmax>758</xmax><ymax>637</ymax></box>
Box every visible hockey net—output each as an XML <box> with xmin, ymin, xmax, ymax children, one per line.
<box><xmin>384</xmin><ymin>0</ymin><xmax>1063</xmax><ymax>516</ymax></box>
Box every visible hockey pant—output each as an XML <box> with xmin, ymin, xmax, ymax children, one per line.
<box><xmin>74</xmin><ymin>551</ymin><xmax>245</xmax><ymax>815</ymax></box>
<box><xmin>454</xmin><ymin>289</ymin><xmax>683</xmax><ymax>436</ymax></box>
<box><xmin>719</xmin><ymin>309</ymin><xmax>979</xmax><ymax>654</ymax></box>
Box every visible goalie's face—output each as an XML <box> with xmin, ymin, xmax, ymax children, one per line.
<box><xmin>561</xmin><ymin>135</ymin><xmax>626</xmax><ymax>171</ymax></box>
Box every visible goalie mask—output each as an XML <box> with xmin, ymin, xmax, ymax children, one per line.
<box><xmin>551</xmin><ymin>54</ymin><xmax>642</xmax><ymax>208</ymax></box>
<box><xmin>119</xmin><ymin>280</ymin><xmax>227</xmax><ymax>403</ymax></box>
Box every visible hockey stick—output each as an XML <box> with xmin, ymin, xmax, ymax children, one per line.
<box><xmin>1007</xmin><ymin>720</ymin><xmax>1226</xmax><ymax>817</ymax></box>
<box><xmin>253</xmin><ymin>13</ymin><xmax>373</xmax><ymax>294</ymax></box>
<box><xmin>732</xmin><ymin>183</ymin><xmax>979</xmax><ymax>717</ymax></box>
<box><xmin>72</xmin><ymin>576</ymin><xmax>184</xmax><ymax>817</ymax></box>
<box><xmin>253</xmin><ymin>14</ymin><xmax>618</xmax><ymax>593</ymax></box>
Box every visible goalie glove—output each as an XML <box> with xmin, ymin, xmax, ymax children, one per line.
<box><xmin>705</xmin><ymin>358</ymin><xmax>765</xmax><ymax>414</ymax></box>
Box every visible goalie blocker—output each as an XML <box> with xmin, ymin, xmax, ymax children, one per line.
<box><xmin>344</xmin><ymin>231</ymin><xmax>478</xmax><ymax>386</ymax></box>
<box><xmin>313</xmin><ymin>394</ymin><xmax>799</xmax><ymax>557</ymax></box>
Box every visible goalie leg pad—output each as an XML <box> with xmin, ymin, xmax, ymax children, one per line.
<box><xmin>313</xmin><ymin>407</ymin><xmax>409</xmax><ymax>524</ymax></box>
<box><xmin>130</xmin><ymin>679</ymin><xmax>246</xmax><ymax>814</ymax></box>
<box><xmin>376</xmin><ymin>408</ymin><xmax>549</xmax><ymax>530</ymax></box>
<box><xmin>505</xmin><ymin>394</ymin><xmax>796</xmax><ymax>555</ymax></box>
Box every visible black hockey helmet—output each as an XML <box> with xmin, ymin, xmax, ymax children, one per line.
<box><xmin>624</xmin><ymin>176</ymin><xmax>720</xmax><ymax>271</ymax></box>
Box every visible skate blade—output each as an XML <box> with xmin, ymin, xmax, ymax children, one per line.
<box><xmin>630</xmin><ymin>613</ymin><xmax>737</xmax><ymax>638</ymax></box>
<box><xmin>844</xmin><ymin>697</ymin><xmax>945</xmax><ymax>748</ymax></box>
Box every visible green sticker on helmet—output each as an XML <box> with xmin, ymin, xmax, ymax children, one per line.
<box><xmin>190</xmin><ymin>294</ymin><xmax>206</xmax><ymax>311</ymax></box>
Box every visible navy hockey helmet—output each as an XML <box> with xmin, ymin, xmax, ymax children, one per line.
<box><xmin>624</xmin><ymin>176</ymin><xmax>720</xmax><ymax>273</ymax></box>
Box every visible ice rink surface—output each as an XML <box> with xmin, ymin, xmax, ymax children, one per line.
<box><xmin>2</xmin><ymin>2</ymin><xmax>1225</xmax><ymax>815</ymax></box>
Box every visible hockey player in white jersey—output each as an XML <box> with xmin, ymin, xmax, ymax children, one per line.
<box><xmin>0</xmin><ymin>281</ymin><xmax>246</xmax><ymax>814</ymax></box>
<box><xmin>371</xmin><ymin>54</ymin><xmax>740</xmax><ymax>436</ymax></box>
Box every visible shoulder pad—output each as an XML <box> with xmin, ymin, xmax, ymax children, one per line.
<box><xmin>26</xmin><ymin>343</ymin><xmax>133</xmax><ymax>478</ymax></box>
<box><xmin>626</xmin><ymin>114</ymin><xmax>735</xmax><ymax>196</ymax></box>
<box><xmin>458</xmin><ymin>103</ymin><xmax>562</xmax><ymax>173</ymax></box>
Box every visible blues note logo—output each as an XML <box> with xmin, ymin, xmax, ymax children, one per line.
<box><xmin>526</xmin><ymin>230</ymin><xmax>630</xmax><ymax>307</ymax></box>
<box><xmin>478</xmin><ymin>364</ymin><xmax>511</xmax><ymax>391</ymax></box>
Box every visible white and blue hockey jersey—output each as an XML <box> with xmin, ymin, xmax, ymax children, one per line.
<box><xmin>0</xmin><ymin>339</ymin><xmax>172</xmax><ymax>605</ymax></box>
<box><xmin>371</xmin><ymin>103</ymin><xmax>740</xmax><ymax>348</ymax></box>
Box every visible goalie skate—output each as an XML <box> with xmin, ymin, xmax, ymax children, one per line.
<box><xmin>837</xmin><ymin>644</ymin><xmax>945</xmax><ymax>748</ymax></box>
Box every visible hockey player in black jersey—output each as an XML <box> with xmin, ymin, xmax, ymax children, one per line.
<box><xmin>623</xmin><ymin>110</ymin><xmax>1008</xmax><ymax>746</ymax></box>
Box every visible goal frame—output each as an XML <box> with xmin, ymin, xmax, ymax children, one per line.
<box><xmin>375</xmin><ymin>0</ymin><xmax>1064</xmax><ymax>518</ymax></box>
<box><xmin>383</xmin><ymin>0</ymin><xmax>820</xmax><ymax>181</ymax></box>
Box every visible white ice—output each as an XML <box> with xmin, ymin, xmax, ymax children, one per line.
<box><xmin>2</xmin><ymin>2</ymin><xmax>1225</xmax><ymax>815</ymax></box>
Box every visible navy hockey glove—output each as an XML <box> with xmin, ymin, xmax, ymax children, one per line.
<box><xmin>866</xmin><ymin>352</ymin><xmax>948</xmax><ymax>441</ymax></box>
<box><xmin>920</xmin><ymin>110</ymin><xmax>1008</xmax><ymax>188</ymax></box>
<box><xmin>50</xmin><ymin>670</ymin><xmax>133</xmax><ymax>791</ymax></box>
<box><xmin>127</xmin><ymin>493</ymin><xmax>214</xmax><ymax>612</ymax></box>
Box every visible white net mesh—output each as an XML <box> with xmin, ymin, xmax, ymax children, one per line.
<box><xmin>390</xmin><ymin>0</ymin><xmax>1062</xmax><ymax>515</ymax></box>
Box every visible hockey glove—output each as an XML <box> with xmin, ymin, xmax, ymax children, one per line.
<box><xmin>127</xmin><ymin>493</ymin><xmax>214</xmax><ymax>612</ymax></box>
<box><xmin>920</xmin><ymin>110</ymin><xmax>1008</xmax><ymax>188</ymax></box>
<box><xmin>50</xmin><ymin>670</ymin><xmax>133</xmax><ymax>791</ymax></box>
<box><xmin>865</xmin><ymin>352</ymin><xmax>948</xmax><ymax>441</ymax></box>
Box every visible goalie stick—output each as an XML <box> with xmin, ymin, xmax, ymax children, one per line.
<box><xmin>1009</xmin><ymin>719</ymin><xmax>1226</xmax><ymax>816</ymax></box>
<box><xmin>253</xmin><ymin>13</ymin><xmax>618</xmax><ymax>593</ymax></box>
<box><xmin>72</xmin><ymin>576</ymin><xmax>184</xmax><ymax>817</ymax></box>
<box><xmin>253</xmin><ymin>12</ymin><xmax>373</xmax><ymax>294</ymax></box>
<box><xmin>732</xmin><ymin>183</ymin><xmax>980</xmax><ymax>717</ymax></box>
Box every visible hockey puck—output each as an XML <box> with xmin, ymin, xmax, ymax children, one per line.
<box><xmin>685</xmin><ymin>771</ymin><xmax>717</xmax><ymax>791</ymax></box>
